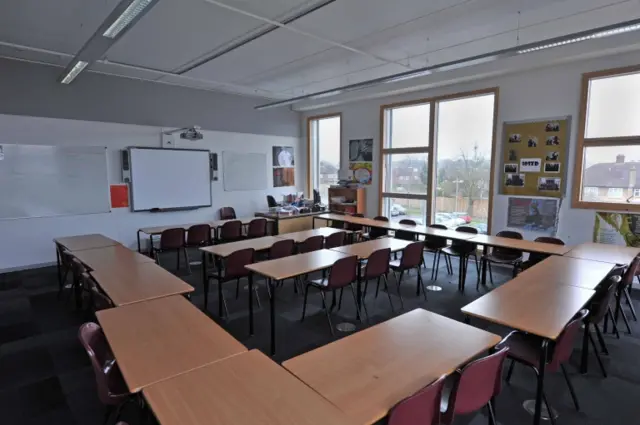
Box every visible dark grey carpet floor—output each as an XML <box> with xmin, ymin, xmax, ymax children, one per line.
<box><xmin>1</xmin><ymin>250</ymin><xmax>639</xmax><ymax>425</ymax></box>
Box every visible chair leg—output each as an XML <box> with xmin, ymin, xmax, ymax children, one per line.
<box><xmin>588</xmin><ymin>332</ymin><xmax>607</xmax><ymax>378</ymax></box>
<box><xmin>623</xmin><ymin>288</ymin><xmax>637</xmax><ymax>321</ymax></box>
<box><xmin>619</xmin><ymin>305</ymin><xmax>633</xmax><ymax>334</ymax></box>
<box><xmin>350</xmin><ymin>284</ymin><xmax>367</xmax><ymax>322</ymax></box>
<box><xmin>487</xmin><ymin>399</ymin><xmax>497</xmax><ymax>425</ymax></box>
<box><xmin>103</xmin><ymin>406</ymin><xmax>114</xmax><ymax>425</ymax></box>
<box><xmin>445</xmin><ymin>254</ymin><xmax>453</xmax><ymax>274</ymax></box>
<box><xmin>375</xmin><ymin>277</ymin><xmax>381</xmax><ymax>299</ymax></box>
<box><xmin>338</xmin><ymin>287</ymin><xmax>344</xmax><ymax>310</ymax></box>
<box><xmin>417</xmin><ymin>266</ymin><xmax>427</xmax><ymax>301</ymax></box>
<box><xmin>254</xmin><ymin>286</ymin><xmax>261</xmax><ymax>310</ymax></box>
<box><xmin>488</xmin><ymin>261</ymin><xmax>494</xmax><ymax>285</ymax></box>
<box><xmin>594</xmin><ymin>323</ymin><xmax>609</xmax><ymax>355</ymax></box>
<box><xmin>184</xmin><ymin>248</ymin><xmax>191</xmax><ymax>275</ymax></box>
<box><xmin>176</xmin><ymin>249</ymin><xmax>180</xmax><ymax>271</ymax></box>
<box><xmin>394</xmin><ymin>271</ymin><xmax>405</xmax><ymax>310</ymax></box>
<box><xmin>235</xmin><ymin>279</ymin><xmax>240</xmax><ymax>300</ymax></box>
<box><xmin>542</xmin><ymin>390</ymin><xmax>557</xmax><ymax>425</ymax></box>
<box><xmin>383</xmin><ymin>274</ymin><xmax>395</xmax><ymax>313</ymax></box>
<box><xmin>608</xmin><ymin>308</ymin><xmax>620</xmax><ymax>338</ymax></box>
<box><xmin>506</xmin><ymin>359</ymin><xmax>515</xmax><ymax>384</ymax></box>
<box><xmin>319</xmin><ymin>291</ymin><xmax>335</xmax><ymax>336</ymax></box>
<box><xmin>560</xmin><ymin>364</ymin><xmax>581</xmax><ymax>411</ymax></box>
<box><xmin>301</xmin><ymin>284</ymin><xmax>310</xmax><ymax>321</ymax></box>
<box><xmin>363</xmin><ymin>279</ymin><xmax>370</xmax><ymax>300</ymax></box>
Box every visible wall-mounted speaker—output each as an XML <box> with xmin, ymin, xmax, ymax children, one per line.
<box><xmin>210</xmin><ymin>153</ymin><xmax>218</xmax><ymax>181</ymax></box>
<box><xmin>121</xmin><ymin>150</ymin><xmax>131</xmax><ymax>183</ymax></box>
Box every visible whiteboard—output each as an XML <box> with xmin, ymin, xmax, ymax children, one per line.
<box><xmin>129</xmin><ymin>148</ymin><xmax>212</xmax><ymax>211</ymax></box>
<box><xmin>0</xmin><ymin>144</ymin><xmax>110</xmax><ymax>219</ymax></box>
<box><xmin>223</xmin><ymin>151</ymin><xmax>268</xmax><ymax>191</ymax></box>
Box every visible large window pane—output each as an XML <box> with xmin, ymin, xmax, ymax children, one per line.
<box><xmin>383</xmin><ymin>197</ymin><xmax>428</xmax><ymax>224</ymax></box>
<box><xmin>586</xmin><ymin>71</ymin><xmax>640</xmax><ymax>139</ymax></box>
<box><xmin>434</xmin><ymin>94</ymin><xmax>494</xmax><ymax>234</ymax></box>
<box><xmin>581</xmin><ymin>146</ymin><xmax>640</xmax><ymax>204</ymax></box>
<box><xmin>310</xmin><ymin>116</ymin><xmax>341</xmax><ymax>202</ymax></box>
<box><xmin>383</xmin><ymin>153</ymin><xmax>429</xmax><ymax>195</ymax></box>
<box><xmin>387</xmin><ymin>103</ymin><xmax>430</xmax><ymax>148</ymax></box>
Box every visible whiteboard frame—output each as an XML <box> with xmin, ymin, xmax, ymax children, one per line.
<box><xmin>129</xmin><ymin>147</ymin><xmax>213</xmax><ymax>212</ymax></box>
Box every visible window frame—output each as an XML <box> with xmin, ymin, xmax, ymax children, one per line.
<box><xmin>572</xmin><ymin>64</ymin><xmax>640</xmax><ymax>212</ymax></box>
<box><xmin>378</xmin><ymin>87</ymin><xmax>499</xmax><ymax>232</ymax></box>
<box><xmin>306</xmin><ymin>113</ymin><xmax>342</xmax><ymax>197</ymax></box>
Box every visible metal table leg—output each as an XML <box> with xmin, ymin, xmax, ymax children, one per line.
<box><xmin>55</xmin><ymin>244</ymin><xmax>62</xmax><ymax>290</ymax></box>
<box><xmin>581</xmin><ymin>321</ymin><xmax>589</xmax><ymax>374</ymax></box>
<box><xmin>248</xmin><ymin>273</ymin><xmax>254</xmax><ymax>335</ymax></box>
<box><xmin>202</xmin><ymin>250</ymin><xmax>208</xmax><ymax>310</ymax></box>
<box><xmin>216</xmin><ymin>256</ymin><xmax>223</xmax><ymax>318</ymax></box>
<box><xmin>481</xmin><ymin>245</ymin><xmax>488</xmax><ymax>286</ymax></box>
<box><xmin>137</xmin><ymin>230</ymin><xmax>142</xmax><ymax>253</ymax></box>
<box><xmin>269</xmin><ymin>278</ymin><xmax>276</xmax><ymax>356</ymax></box>
<box><xmin>533</xmin><ymin>340</ymin><xmax>549</xmax><ymax>425</ymax></box>
<box><xmin>356</xmin><ymin>260</ymin><xmax>362</xmax><ymax>320</ymax></box>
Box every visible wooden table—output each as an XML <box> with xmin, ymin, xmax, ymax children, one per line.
<box><xmin>96</xmin><ymin>296</ymin><xmax>246</xmax><ymax>392</ymax></box>
<box><xmin>461</xmin><ymin>282</ymin><xmax>594</xmax><ymax>425</ymax></box>
<box><xmin>90</xmin><ymin>262</ymin><xmax>194</xmax><ymax>306</ymax></box>
<box><xmin>275</xmin><ymin>226</ymin><xmax>351</xmax><ymax>243</ymax></box>
<box><xmin>283</xmin><ymin>308</ymin><xmax>501</xmax><ymax>425</ymax></box>
<box><xmin>330</xmin><ymin>237</ymin><xmax>412</xmax><ymax>259</ymax></box>
<box><xmin>71</xmin><ymin>245</ymin><xmax>154</xmax><ymax>272</ymax></box>
<box><xmin>143</xmin><ymin>350</ymin><xmax>356</xmax><ymax>425</ymax></box>
<box><xmin>565</xmin><ymin>242</ymin><xmax>640</xmax><ymax>265</ymax></box>
<box><xmin>516</xmin><ymin>255</ymin><xmax>614</xmax><ymax>290</ymax></box>
<box><xmin>245</xmin><ymin>249</ymin><xmax>351</xmax><ymax>354</ymax></box>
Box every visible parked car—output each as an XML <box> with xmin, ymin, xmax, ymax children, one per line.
<box><xmin>434</xmin><ymin>212</ymin><xmax>465</xmax><ymax>228</ymax></box>
<box><xmin>390</xmin><ymin>204</ymin><xmax>406</xmax><ymax>216</ymax></box>
<box><xmin>451</xmin><ymin>212</ymin><xmax>472</xmax><ymax>223</ymax></box>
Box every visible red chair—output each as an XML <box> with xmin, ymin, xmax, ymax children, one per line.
<box><xmin>246</xmin><ymin>218</ymin><xmax>268</xmax><ymax>239</ymax></box>
<box><xmin>585</xmin><ymin>275</ymin><xmax>621</xmax><ymax>377</ymax></box>
<box><xmin>81</xmin><ymin>273</ymin><xmax>113</xmax><ymax>312</ymax></box>
<box><xmin>206</xmin><ymin>248</ymin><xmax>257</xmax><ymax>315</ymax></box>
<box><xmin>361</xmin><ymin>248</ymin><xmax>394</xmax><ymax>312</ymax></box>
<box><xmin>346</xmin><ymin>213</ymin><xmax>365</xmax><ymax>241</ymax></box>
<box><xmin>482</xmin><ymin>230</ymin><xmax>524</xmax><ymax>283</ymax></box>
<box><xmin>153</xmin><ymin>228</ymin><xmax>187</xmax><ymax>272</ymax></box>
<box><xmin>269</xmin><ymin>239</ymin><xmax>295</xmax><ymax>260</ymax></box>
<box><xmin>614</xmin><ymin>257</ymin><xmax>640</xmax><ymax>333</ymax></box>
<box><xmin>301</xmin><ymin>255</ymin><xmax>359</xmax><ymax>336</ymax></box>
<box><xmin>218</xmin><ymin>220</ymin><xmax>243</xmax><ymax>244</ymax></box>
<box><xmin>395</xmin><ymin>219</ymin><xmax>417</xmax><ymax>241</ymax></box>
<box><xmin>388</xmin><ymin>375</ymin><xmax>447</xmax><ymax>425</ymax></box>
<box><xmin>184</xmin><ymin>224</ymin><xmax>212</xmax><ymax>274</ymax></box>
<box><xmin>499</xmin><ymin>309</ymin><xmax>590</xmax><ymax>423</ymax></box>
<box><xmin>299</xmin><ymin>235</ymin><xmax>324</xmax><ymax>254</ymax></box>
<box><xmin>219</xmin><ymin>206</ymin><xmax>236</xmax><ymax>220</ymax></box>
<box><xmin>57</xmin><ymin>247</ymin><xmax>74</xmax><ymax>298</ymax></box>
<box><xmin>440</xmin><ymin>347</ymin><xmax>509</xmax><ymax>425</ymax></box>
<box><xmin>389</xmin><ymin>241</ymin><xmax>427</xmax><ymax>309</ymax></box>
<box><xmin>368</xmin><ymin>215</ymin><xmax>389</xmax><ymax>240</ymax></box>
<box><xmin>424</xmin><ymin>224</ymin><xmax>453</xmax><ymax>279</ymax></box>
<box><xmin>441</xmin><ymin>226</ymin><xmax>479</xmax><ymax>293</ymax></box>
<box><xmin>325</xmin><ymin>231</ymin><xmax>347</xmax><ymax>249</ymax></box>
<box><xmin>78</xmin><ymin>323</ymin><xmax>131</xmax><ymax>425</ymax></box>
<box><xmin>518</xmin><ymin>236</ymin><xmax>564</xmax><ymax>273</ymax></box>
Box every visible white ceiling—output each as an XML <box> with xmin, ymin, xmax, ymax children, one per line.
<box><xmin>1</xmin><ymin>0</ymin><xmax>640</xmax><ymax>102</ymax></box>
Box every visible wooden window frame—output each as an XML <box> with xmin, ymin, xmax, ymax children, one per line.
<box><xmin>306</xmin><ymin>113</ymin><xmax>342</xmax><ymax>197</ymax></box>
<box><xmin>378</xmin><ymin>87</ymin><xmax>499</xmax><ymax>233</ymax></box>
<box><xmin>572</xmin><ymin>64</ymin><xmax>640</xmax><ymax>212</ymax></box>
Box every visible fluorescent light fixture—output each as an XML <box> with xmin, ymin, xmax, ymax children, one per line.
<box><xmin>518</xmin><ymin>23</ymin><xmax>640</xmax><ymax>54</ymax></box>
<box><xmin>60</xmin><ymin>61</ymin><xmax>88</xmax><ymax>84</ymax></box>
<box><xmin>103</xmin><ymin>0</ymin><xmax>153</xmax><ymax>38</ymax></box>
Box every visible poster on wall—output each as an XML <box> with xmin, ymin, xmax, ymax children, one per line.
<box><xmin>273</xmin><ymin>167</ymin><xmax>295</xmax><ymax>187</ymax></box>
<box><xmin>349</xmin><ymin>162</ymin><xmax>372</xmax><ymax>184</ymax></box>
<box><xmin>593</xmin><ymin>212</ymin><xmax>640</xmax><ymax>246</ymax></box>
<box><xmin>272</xmin><ymin>146</ymin><xmax>295</xmax><ymax>167</ymax></box>
<box><xmin>348</xmin><ymin>138</ymin><xmax>373</xmax><ymax>185</ymax></box>
<box><xmin>500</xmin><ymin>117</ymin><xmax>570</xmax><ymax>198</ymax></box>
<box><xmin>110</xmin><ymin>184</ymin><xmax>129</xmax><ymax>208</ymax></box>
<box><xmin>507</xmin><ymin>197</ymin><xmax>559</xmax><ymax>234</ymax></box>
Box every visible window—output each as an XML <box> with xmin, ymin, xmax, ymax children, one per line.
<box><xmin>308</xmin><ymin>114</ymin><xmax>341</xmax><ymax>202</ymax></box>
<box><xmin>380</xmin><ymin>89</ymin><xmax>497</xmax><ymax>231</ymax></box>
<box><xmin>635</xmin><ymin>189</ymin><xmax>640</xmax><ymax>197</ymax></box>
<box><xmin>574</xmin><ymin>66</ymin><xmax>640</xmax><ymax>210</ymax></box>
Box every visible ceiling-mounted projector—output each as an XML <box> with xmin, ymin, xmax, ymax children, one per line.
<box><xmin>163</xmin><ymin>126</ymin><xmax>203</xmax><ymax>141</ymax></box>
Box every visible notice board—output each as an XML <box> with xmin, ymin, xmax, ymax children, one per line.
<box><xmin>500</xmin><ymin>116</ymin><xmax>570</xmax><ymax>198</ymax></box>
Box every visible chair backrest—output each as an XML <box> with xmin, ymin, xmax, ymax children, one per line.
<box><xmin>364</xmin><ymin>248</ymin><xmax>391</xmax><ymax>279</ymax></box>
<box><xmin>425</xmin><ymin>224</ymin><xmax>448</xmax><ymax>250</ymax></box>
<box><xmin>81</xmin><ymin>273</ymin><xmax>113</xmax><ymax>311</ymax></box>
<box><xmin>299</xmin><ymin>235</ymin><xmax>324</xmax><ymax>254</ymax></box>
<box><xmin>269</xmin><ymin>239</ymin><xmax>295</xmax><ymax>260</ymax></box>
<box><xmin>224</xmin><ymin>248</ymin><xmax>255</xmax><ymax>279</ymax></box>
<box><xmin>396</xmin><ymin>219</ymin><xmax>417</xmax><ymax>241</ymax></box>
<box><xmin>325</xmin><ymin>231</ymin><xmax>346</xmax><ymax>249</ymax></box>
<box><xmin>247</xmin><ymin>218</ymin><xmax>267</xmax><ymax>238</ymax></box>
<box><xmin>186</xmin><ymin>224</ymin><xmax>211</xmax><ymax>246</ymax></box>
<box><xmin>549</xmin><ymin>309</ymin><xmax>589</xmax><ymax>370</ymax></box>
<box><xmin>589</xmin><ymin>276</ymin><xmax>621</xmax><ymax>323</ymax></box>
<box><xmin>399</xmin><ymin>241</ymin><xmax>424</xmax><ymax>269</ymax></box>
<box><xmin>266</xmin><ymin>195</ymin><xmax>278</xmax><ymax>208</ymax></box>
<box><xmin>621</xmin><ymin>256</ymin><xmax>640</xmax><ymax>289</ymax></box>
<box><xmin>78</xmin><ymin>323</ymin><xmax>123</xmax><ymax>405</ymax></box>
<box><xmin>71</xmin><ymin>257</ymin><xmax>86</xmax><ymax>276</ymax></box>
<box><xmin>528</xmin><ymin>236</ymin><xmax>565</xmax><ymax>264</ymax></box>
<box><xmin>369</xmin><ymin>215</ymin><xmax>389</xmax><ymax>239</ymax></box>
<box><xmin>451</xmin><ymin>226</ymin><xmax>478</xmax><ymax>252</ymax></box>
<box><xmin>444</xmin><ymin>347</ymin><xmax>509</xmax><ymax>418</ymax></box>
<box><xmin>492</xmin><ymin>230</ymin><xmax>524</xmax><ymax>258</ymax></box>
<box><xmin>326</xmin><ymin>255</ymin><xmax>358</xmax><ymax>289</ymax></box>
<box><xmin>160</xmin><ymin>228</ymin><xmax>185</xmax><ymax>250</ymax></box>
<box><xmin>219</xmin><ymin>207</ymin><xmax>236</xmax><ymax>220</ymax></box>
<box><xmin>388</xmin><ymin>375</ymin><xmax>447</xmax><ymax>425</ymax></box>
<box><xmin>346</xmin><ymin>213</ymin><xmax>364</xmax><ymax>231</ymax></box>
<box><xmin>219</xmin><ymin>220</ymin><xmax>242</xmax><ymax>242</ymax></box>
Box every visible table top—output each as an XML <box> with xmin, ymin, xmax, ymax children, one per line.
<box><xmin>199</xmin><ymin>236</ymin><xmax>286</xmax><ymax>257</ymax></box>
<box><xmin>71</xmin><ymin>245</ymin><xmax>155</xmax><ymax>271</ymax></box>
<box><xmin>331</xmin><ymin>238</ymin><xmax>413</xmax><ymax>259</ymax></box>
<box><xmin>469</xmin><ymin>234</ymin><xmax>572</xmax><ymax>255</ymax></box>
<box><xmin>96</xmin><ymin>296</ymin><xmax>246</xmax><ymax>393</ymax></box>
<box><xmin>461</xmin><ymin>280</ymin><xmax>595</xmax><ymax>340</ymax></box>
<box><xmin>275</xmin><ymin>226</ymin><xmax>351</xmax><ymax>243</ymax></box>
<box><xmin>143</xmin><ymin>349</ymin><xmax>356</xmax><ymax>425</ymax></box>
<box><xmin>565</xmin><ymin>242</ymin><xmax>640</xmax><ymax>265</ymax></box>
<box><xmin>245</xmin><ymin>249</ymin><xmax>351</xmax><ymax>280</ymax></box>
<box><xmin>54</xmin><ymin>234</ymin><xmax>120</xmax><ymax>251</ymax></box>
<box><xmin>517</xmin><ymin>255</ymin><xmax>615</xmax><ymax>290</ymax></box>
<box><xmin>283</xmin><ymin>309</ymin><xmax>501</xmax><ymax>425</ymax></box>
<box><xmin>139</xmin><ymin>223</ymin><xmax>210</xmax><ymax>235</ymax></box>
<box><xmin>90</xmin><ymin>262</ymin><xmax>194</xmax><ymax>306</ymax></box>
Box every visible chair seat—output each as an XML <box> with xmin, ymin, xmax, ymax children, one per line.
<box><xmin>424</xmin><ymin>245</ymin><xmax>447</xmax><ymax>253</ymax></box>
<box><xmin>441</xmin><ymin>246</ymin><xmax>473</xmax><ymax>257</ymax></box>
<box><xmin>484</xmin><ymin>253</ymin><xmax>522</xmax><ymax>264</ymax></box>
<box><xmin>497</xmin><ymin>331</ymin><xmax>556</xmax><ymax>372</ymax></box>
<box><xmin>308</xmin><ymin>278</ymin><xmax>330</xmax><ymax>288</ymax></box>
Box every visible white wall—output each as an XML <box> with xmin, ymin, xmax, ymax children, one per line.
<box><xmin>0</xmin><ymin>114</ymin><xmax>302</xmax><ymax>271</ymax></box>
<box><xmin>302</xmin><ymin>49</ymin><xmax>640</xmax><ymax>245</ymax></box>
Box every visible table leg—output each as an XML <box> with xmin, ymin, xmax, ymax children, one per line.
<box><xmin>217</xmin><ymin>256</ymin><xmax>223</xmax><ymax>318</ymax></box>
<box><xmin>202</xmin><ymin>250</ymin><xmax>208</xmax><ymax>311</ymax></box>
<box><xmin>312</xmin><ymin>216</ymin><xmax>316</xmax><ymax>229</ymax></box>
<box><xmin>581</xmin><ymin>321</ymin><xmax>589</xmax><ymax>374</ymax></box>
<box><xmin>248</xmin><ymin>273</ymin><xmax>254</xmax><ymax>336</ymax></box>
<box><xmin>269</xmin><ymin>278</ymin><xmax>276</xmax><ymax>356</ymax></box>
<box><xmin>533</xmin><ymin>340</ymin><xmax>549</xmax><ymax>425</ymax></box>
<box><xmin>356</xmin><ymin>260</ymin><xmax>362</xmax><ymax>320</ymax></box>
<box><xmin>464</xmin><ymin>315</ymin><xmax>470</xmax><ymax>324</ymax></box>
<box><xmin>55</xmin><ymin>244</ymin><xmax>62</xmax><ymax>290</ymax></box>
<box><xmin>458</xmin><ymin>255</ymin><xmax>464</xmax><ymax>293</ymax></box>
<box><xmin>149</xmin><ymin>235</ymin><xmax>154</xmax><ymax>257</ymax></box>
<box><xmin>137</xmin><ymin>230</ymin><xmax>141</xmax><ymax>253</ymax></box>
<box><xmin>481</xmin><ymin>245</ymin><xmax>488</xmax><ymax>287</ymax></box>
